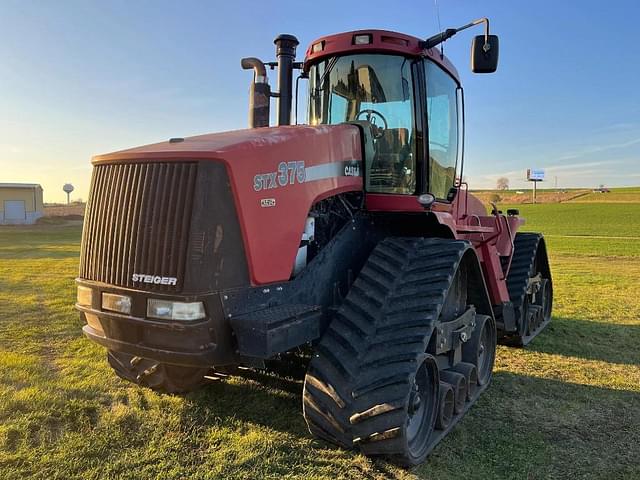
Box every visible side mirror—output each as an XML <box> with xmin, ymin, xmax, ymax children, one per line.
<box><xmin>471</xmin><ymin>35</ymin><xmax>499</xmax><ymax>73</ymax></box>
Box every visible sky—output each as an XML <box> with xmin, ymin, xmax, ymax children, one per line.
<box><xmin>1</xmin><ymin>0</ymin><xmax>639</xmax><ymax>202</ymax></box>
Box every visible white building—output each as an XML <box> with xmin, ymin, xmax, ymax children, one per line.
<box><xmin>0</xmin><ymin>183</ymin><xmax>44</xmax><ymax>225</ymax></box>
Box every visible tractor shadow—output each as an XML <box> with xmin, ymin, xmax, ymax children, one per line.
<box><xmin>417</xmin><ymin>371</ymin><xmax>640</xmax><ymax>479</ymax></box>
<box><xmin>177</xmin><ymin>369</ymin><xmax>401</xmax><ymax>476</ymax></box>
<box><xmin>526</xmin><ymin>316</ymin><xmax>640</xmax><ymax>366</ymax></box>
<box><xmin>176</xmin><ymin>366</ymin><xmax>640</xmax><ymax>478</ymax></box>
<box><xmin>181</xmin><ymin>369</ymin><xmax>308</xmax><ymax>437</ymax></box>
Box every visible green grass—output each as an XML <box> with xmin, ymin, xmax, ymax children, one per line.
<box><xmin>504</xmin><ymin>203</ymin><xmax>640</xmax><ymax>258</ymax></box>
<box><xmin>1</xmin><ymin>204</ymin><xmax>639</xmax><ymax>479</ymax></box>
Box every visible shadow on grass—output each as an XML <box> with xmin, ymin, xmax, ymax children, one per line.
<box><xmin>172</xmin><ymin>365</ymin><xmax>640</xmax><ymax>479</ymax></box>
<box><xmin>464</xmin><ymin>371</ymin><xmax>639</xmax><ymax>478</ymax></box>
<box><xmin>527</xmin><ymin>317</ymin><xmax>640</xmax><ymax>366</ymax></box>
<box><xmin>183</xmin><ymin>369</ymin><xmax>307</xmax><ymax>438</ymax></box>
<box><xmin>417</xmin><ymin>371</ymin><xmax>640</xmax><ymax>479</ymax></box>
<box><xmin>177</xmin><ymin>370</ymin><xmax>409</xmax><ymax>478</ymax></box>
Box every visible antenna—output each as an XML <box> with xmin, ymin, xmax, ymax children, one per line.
<box><xmin>434</xmin><ymin>0</ymin><xmax>444</xmax><ymax>58</ymax></box>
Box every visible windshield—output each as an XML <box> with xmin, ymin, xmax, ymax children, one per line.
<box><xmin>308</xmin><ymin>54</ymin><xmax>416</xmax><ymax>194</ymax></box>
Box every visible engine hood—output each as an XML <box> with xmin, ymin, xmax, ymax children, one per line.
<box><xmin>90</xmin><ymin>124</ymin><xmax>364</xmax><ymax>285</ymax></box>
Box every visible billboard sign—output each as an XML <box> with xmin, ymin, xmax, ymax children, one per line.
<box><xmin>527</xmin><ymin>168</ymin><xmax>545</xmax><ymax>181</ymax></box>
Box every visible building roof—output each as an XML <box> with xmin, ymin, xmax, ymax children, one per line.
<box><xmin>0</xmin><ymin>183</ymin><xmax>42</xmax><ymax>189</ymax></box>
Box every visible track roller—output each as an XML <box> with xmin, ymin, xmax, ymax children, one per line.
<box><xmin>450</xmin><ymin>362</ymin><xmax>478</xmax><ymax>400</ymax></box>
<box><xmin>439</xmin><ymin>370</ymin><xmax>467</xmax><ymax>414</ymax></box>
<box><xmin>436</xmin><ymin>382</ymin><xmax>455</xmax><ymax>430</ymax></box>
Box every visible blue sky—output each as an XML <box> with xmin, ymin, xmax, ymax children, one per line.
<box><xmin>1</xmin><ymin>0</ymin><xmax>639</xmax><ymax>202</ymax></box>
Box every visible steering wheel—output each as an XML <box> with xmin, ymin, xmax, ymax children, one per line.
<box><xmin>356</xmin><ymin>109</ymin><xmax>388</xmax><ymax>139</ymax></box>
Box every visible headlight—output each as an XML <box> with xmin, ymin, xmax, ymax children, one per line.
<box><xmin>147</xmin><ymin>299</ymin><xmax>205</xmax><ymax>321</ymax></box>
<box><xmin>102</xmin><ymin>292</ymin><xmax>132</xmax><ymax>314</ymax></box>
<box><xmin>77</xmin><ymin>286</ymin><xmax>93</xmax><ymax>307</ymax></box>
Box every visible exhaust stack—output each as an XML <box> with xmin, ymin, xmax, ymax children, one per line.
<box><xmin>274</xmin><ymin>34</ymin><xmax>299</xmax><ymax>126</ymax></box>
<box><xmin>241</xmin><ymin>57</ymin><xmax>271</xmax><ymax>128</ymax></box>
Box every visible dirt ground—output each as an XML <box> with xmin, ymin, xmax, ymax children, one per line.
<box><xmin>43</xmin><ymin>203</ymin><xmax>85</xmax><ymax>217</ymax></box>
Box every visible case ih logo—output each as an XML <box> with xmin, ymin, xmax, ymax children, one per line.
<box><xmin>132</xmin><ymin>273</ymin><xmax>177</xmax><ymax>286</ymax></box>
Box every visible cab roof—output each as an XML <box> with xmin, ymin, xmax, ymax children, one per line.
<box><xmin>304</xmin><ymin>29</ymin><xmax>460</xmax><ymax>83</ymax></box>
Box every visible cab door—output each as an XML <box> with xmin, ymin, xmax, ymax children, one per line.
<box><xmin>424</xmin><ymin>59</ymin><xmax>462</xmax><ymax>201</ymax></box>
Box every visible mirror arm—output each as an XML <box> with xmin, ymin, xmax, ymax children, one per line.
<box><xmin>421</xmin><ymin>17</ymin><xmax>491</xmax><ymax>51</ymax></box>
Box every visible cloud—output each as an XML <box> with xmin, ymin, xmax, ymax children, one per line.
<box><xmin>0</xmin><ymin>144</ymin><xmax>24</xmax><ymax>154</ymax></box>
<box><xmin>595</xmin><ymin>122</ymin><xmax>638</xmax><ymax>132</ymax></box>
<box><xmin>468</xmin><ymin>158</ymin><xmax>638</xmax><ymax>189</ymax></box>
<box><xmin>555</xmin><ymin>137</ymin><xmax>640</xmax><ymax>162</ymax></box>
<box><xmin>544</xmin><ymin>160</ymin><xmax>619</xmax><ymax>172</ymax></box>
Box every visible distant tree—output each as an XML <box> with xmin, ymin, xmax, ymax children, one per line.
<box><xmin>496</xmin><ymin>177</ymin><xmax>509</xmax><ymax>190</ymax></box>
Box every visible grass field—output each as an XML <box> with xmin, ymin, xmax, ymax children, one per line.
<box><xmin>1</xmin><ymin>200</ymin><xmax>639</xmax><ymax>479</ymax></box>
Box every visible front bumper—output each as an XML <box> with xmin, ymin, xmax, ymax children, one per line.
<box><xmin>76</xmin><ymin>279</ymin><xmax>239</xmax><ymax>368</ymax></box>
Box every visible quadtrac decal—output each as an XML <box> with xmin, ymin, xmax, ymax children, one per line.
<box><xmin>253</xmin><ymin>160</ymin><xmax>361</xmax><ymax>192</ymax></box>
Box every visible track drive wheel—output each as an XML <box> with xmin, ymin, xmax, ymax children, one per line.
<box><xmin>303</xmin><ymin>237</ymin><xmax>487</xmax><ymax>466</ymax></box>
<box><xmin>107</xmin><ymin>350</ymin><xmax>209</xmax><ymax>393</ymax></box>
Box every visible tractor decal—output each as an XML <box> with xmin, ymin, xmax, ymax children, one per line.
<box><xmin>253</xmin><ymin>159</ymin><xmax>361</xmax><ymax>191</ymax></box>
<box><xmin>304</xmin><ymin>159</ymin><xmax>361</xmax><ymax>181</ymax></box>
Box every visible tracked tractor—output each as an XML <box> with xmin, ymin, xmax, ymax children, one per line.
<box><xmin>75</xmin><ymin>18</ymin><xmax>552</xmax><ymax>466</ymax></box>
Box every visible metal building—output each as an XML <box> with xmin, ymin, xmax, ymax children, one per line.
<box><xmin>0</xmin><ymin>183</ymin><xmax>44</xmax><ymax>225</ymax></box>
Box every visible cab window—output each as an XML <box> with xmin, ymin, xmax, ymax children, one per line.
<box><xmin>309</xmin><ymin>54</ymin><xmax>417</xmax><ymax>194</ymax></box>
<box><xmin>425</xmin><ymin>60</ymin><xmax>459</xmax><ymax>200</ymax></box>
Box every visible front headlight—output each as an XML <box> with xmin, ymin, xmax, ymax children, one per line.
<box><xmin>102</xmin><ymin>293</ymin><xmax>132</xmax><ymax>314</ymax></box>
<box><xmin>77</xmin><ymin>286</ymin><xmax>93</xmax><ymax>307</ymax></box>
<box><xmin>147</xmin><ymin>299</ymin><xmax>205</xmax><ymax>321</ymax></box>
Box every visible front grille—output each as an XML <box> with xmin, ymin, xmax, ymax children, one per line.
<box><xmin>79</xmin><ymin>162</ymin><xmax>197</xmax><ymax>292</ymax></box>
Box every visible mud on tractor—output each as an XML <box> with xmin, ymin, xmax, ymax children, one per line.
<box><xmin>76</xmin><ymin>18</ymin><xmax>552</xmax><ymax>466</ymax></box>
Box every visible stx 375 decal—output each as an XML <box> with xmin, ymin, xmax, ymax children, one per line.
<box><xmin>254</xmin><ymin>161</ymin><xmax>306</xmax><ymax>191</ymax></box>
<box><xmin>253</xmin><ymin>160</ymin><xmax>361</xmax><ymax>192</ymax></box>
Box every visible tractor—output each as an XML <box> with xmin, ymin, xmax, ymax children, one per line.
<box><xmin>75</xmin><ymin>18</ymin><xmax>552</xmax><ymax>466</ymax></box>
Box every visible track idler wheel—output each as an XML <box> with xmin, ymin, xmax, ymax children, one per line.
<box><xmin>403</xmin><ymin>354</ymin><xmax>440</xmax><ymax>461</ymax></box>
<box><xmin>462</xmin><ymin>315</ymin><xmax>497</xmax><ymax>386</ymax></box>
<box><xmin>435</xmin><ymin>382</ymin><xmax>455</xmax><ymax>430</ymax></box>
<box><xmin>439</xmin><ymin>370</ymin><xmax>467</xmax><ymax>414</ymax></box>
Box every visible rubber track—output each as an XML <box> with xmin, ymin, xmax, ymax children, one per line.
<box><xmin>503</xmin><ymin>233</ymin><xmax>549</xmax><ymax>346</ymax></box>
<box><xmin>303</xmin><ymin>237</ymin><xmax>475</xmax><ymax>464</ymax></box>
<box><xmin>107</xmin><ymin>350</ymin><xmax>208</xmax><ymax>393</ymax></box>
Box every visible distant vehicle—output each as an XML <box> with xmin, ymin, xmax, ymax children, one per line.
<box><xmin>593</xmin><ymin>187</ymin><xmax>610</xmax><ymax>193</ymax></box>
<box><xmin>515</xmin><ymin>190</ymin><xmax>524</xmax><ymax>194</ymax></box>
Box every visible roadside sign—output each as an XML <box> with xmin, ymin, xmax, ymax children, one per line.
<box><xmin>527</xmin><ymin>168</ymin><xmax>545</xmax><ymax>181</ymax></box>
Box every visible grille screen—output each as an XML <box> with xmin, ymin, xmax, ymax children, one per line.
<box><xmin>79</xmin><ymin>162</ymin><xmax>197</xmax><ymax>292</ymax></box>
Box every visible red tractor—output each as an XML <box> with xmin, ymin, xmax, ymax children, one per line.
<box><xmin>76</xmin><ymin>19</ymin><xmax>552</xmax><ymax>466</ymax></box>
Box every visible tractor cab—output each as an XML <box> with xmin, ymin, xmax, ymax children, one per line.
<box><xmin>241</xmin><ymin>24</ymin><xmax>498</xmax><ymax>207</ymax></box>
<box><xmin>302</xmin><ymin>28</ymin><xmax>497</xmax><ymax>203</ymax></box>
